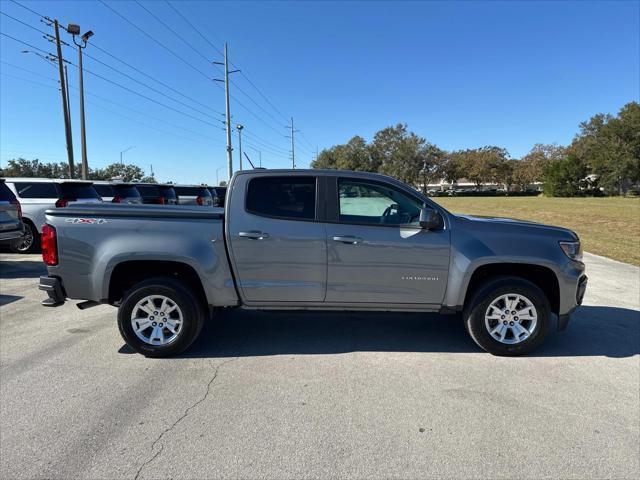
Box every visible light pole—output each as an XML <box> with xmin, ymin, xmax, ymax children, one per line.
<box><xmin>236</xmin><ymin>124</ymin><xmax>244</xmax><ymax>171</ymax></box>
<box><xmin>120</xmin><ymin>146</ymin><xmax>134</xmax><ymax>165</ymax></box>
<box><xmin>67</xmin><ymin>24</ymin><xmax>93</xmax><ymax>180</ymax></box>
<box><xmin>216</xmin><ymin>166</ymin><xmax>224</xmax><ymax>186</ymax></box>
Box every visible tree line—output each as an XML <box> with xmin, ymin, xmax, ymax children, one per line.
<box><xmin>311</xmin><ymin>101</ymin><xmax>639</xmax><ymax>196</ymax></box>
<box><xmin>0</xmin><ymin>159</ymin><xmax>156</xmax><ymax>183</ymax></box>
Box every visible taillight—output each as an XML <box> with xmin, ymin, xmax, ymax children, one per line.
<box><xmin>11</xmin><ymin>200</ymin><xmax>22</xmax><ymax>219</ymax></box>
<box><xmin>112</xmin><ymin>195</ymin><xmax>122</xmax><ymax>203</ymax></box>
<box><xmin>196</xmin><ymin>196</ymin><xmax>204</xmax><ymax>206</ymax></box>
<box><xmin>41</xmin><ymin>224</ymin><xmax>58</xmax><ymax>266</ymax></box>
<box><xmin>154</xmin><ymin>197</ymin><xmax>166</xmax><ymax>205</ymax></box>
<box><xmin>55</xmin><ymin>198</ymin><xmax>73</xmax><ymax>208</ymax></box>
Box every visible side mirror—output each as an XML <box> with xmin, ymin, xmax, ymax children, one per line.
<box><xmin>419</xmin><ymin>207</ymin><xmax>442</xmax><ymax>230</ymax></box>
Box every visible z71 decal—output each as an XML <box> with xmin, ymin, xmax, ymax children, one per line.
<box><xmin>65</xmin><ymin>218</ymin><xmax>107</xmax><ymax>225</ymax></box>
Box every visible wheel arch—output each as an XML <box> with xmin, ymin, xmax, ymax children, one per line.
<box><xmin>462</xmin><ymin>262</ymin><xmax>560</xmax><ymax>314</ymax></box>
<box><xmin>108</xmin><ymin>260</ymin><xmax>208</xmax><ymax>309</ymax></box>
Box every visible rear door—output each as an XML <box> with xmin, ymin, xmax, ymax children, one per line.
<box><xmin>324</xmin><ymin>177</ymin><xmax>450</xmax><ymax>305</ymax></box>
<box><xmin>226</xmin><ymin>174</ymin><xmax>327</xmax><ymax>303</ymax></box>
<box><xmin>9</xmin><ymin>181</ymin><xmax>58</xmax><ymax>227</ymax></box>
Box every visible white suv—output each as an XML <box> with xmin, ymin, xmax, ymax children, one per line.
<box><xmin>4</xmin><ymin>178</ymin><xmax>102</xmax><ymax>253</ymax></box>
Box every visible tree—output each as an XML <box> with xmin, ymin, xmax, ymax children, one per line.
<box><xmin>311</xmin><ymin>135</ymin><xmax>376</xmax><ymax>172</ymax></box>
<box><xmin>571</xmin><ymin>102</ymin><xmax>640</xmax><ymax>194</ymax></box>
<box><xmin>369</xmin><ymin>124</ymin><xmax>427</xmax><ymax>185</ymax></box>
<box><xmin>454</xmin><ymin>146</ymin><xmax>509</xmax><ymax>188</ymax></box>
<box><xmin>0</xmin><ymin>158</ymin><xmax>152</xmax><ymax>182</ymax></box>
<box><xmin>543</xmin><ymin>153</ymin><xmax>587</xmax><ymax>197</ymax></box>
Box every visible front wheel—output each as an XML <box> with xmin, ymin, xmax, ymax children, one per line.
<box><xmin>117</xmin><ymin>277</ymin><xmax>205</xmax><ymax>357</ymax></box>
<box><xmin>464</xmin><ymin>276</ymin><xmax>551</xmax><ymax>356</ymax></box>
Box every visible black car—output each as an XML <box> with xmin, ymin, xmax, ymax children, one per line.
<box><xmin>93</xmin><ymin>183</ymin><xmax>143</xmax><ymax>204</ymax></box>
<box><xmin>208</xmin><ymin>186</ymin><xmax>227</xmax><ymax>207</ymax></box>
<box><xmin>135</xmin><ymin>184</ymin><xmax>178</xmax><ymax>205</ymax></box>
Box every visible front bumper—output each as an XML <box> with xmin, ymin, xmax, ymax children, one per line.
<box><xmin>558</xmin><ymin>274</ymin><xmax>588</xmax><ymax>331</ymax></box>
<box><xmin>39</xmin><ymin>276</ymin><xmax>66</xmax><ymax>307</ymax></box>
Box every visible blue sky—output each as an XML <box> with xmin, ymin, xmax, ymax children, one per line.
<box><xmin>1</xmin><ymin>0</ymin><xmax>638</xmax><ymax>184</ymax></box>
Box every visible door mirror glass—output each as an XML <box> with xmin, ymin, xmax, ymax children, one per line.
<box><xmin>419</xmin><ymin>207</ymin><xmax>442</xmax><ymax>230</ymax></box>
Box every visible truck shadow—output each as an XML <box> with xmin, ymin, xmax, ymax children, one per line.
<box><xmin>178</xmin><ymin>305</ymin><xmax>639</xmax><ymax>359</ymax></box>
<box><xmin>0</xmin><ymin>259</ymin><xmax>46</xmax><ymax>279</ymax></box>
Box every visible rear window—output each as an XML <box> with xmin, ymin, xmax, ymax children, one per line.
<box><xmin>0</xmin><ymin>182</ymin><xmax>17</xmax><ymax>202</ymax></box>
<box><xmin>113</xmin><ymin>185</ymin><xmax>141</xmax><ymax>198</ymax></box>
<box><xmin>136</xmin><ymin>185</ymin><xmax>159</xmax><ymax>197</ymax></box>
<box><xmin>13</xmin><ymin>182</ymin><xmax>58</xmax><ymax>198</ymax></box>
<box><xmin>246</xmin><ymin>176</ymin><xmax>316</xmax><ymax>220</ymax></box>
<box><xmin>59</xmin><ymin>183</ymin><xmax>100</xmax><ymax>199</ymax></box>
<box><xmin>94</xmin><ymin>184</ymin><xmax>115</xmax><ymax>197</ymax></box>
<box><xmin>158</xmin><ymin>186</ymin><xmax>177</xmax><ymax>199</ymax></box>
<box><xmin>174</xmin><ymin>186</ymin><xmax>198</xmax><ymax>196</ymax></box>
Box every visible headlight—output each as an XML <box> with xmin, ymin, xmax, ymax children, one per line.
<box><xmin>559</xmin><ymin>241</ymin><xmax>582</xmax><ymax>261</ymax></box>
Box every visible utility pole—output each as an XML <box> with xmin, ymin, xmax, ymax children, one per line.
<box><xmin>68</xmin><ymin>24</ymin><xmax>94</xmax><ymax>180</ymax></box>
<box><xmin>64</xmin><ymin>65</ymin><xmax>72</xmax><ymax>146</ymax></box>
<box><xmin>213</xmin><ymin>43</ymin><xmax>239</xmax><ymax>180</ymax></box>
<box><xmin>286</xmin><ymin>117</ymin><xmax>299</xmax><ymax>169</ymax></box>
<box><xmin>236</xmin><ymin>124</ymin><xmax>244</xmax><ymax>170</ymax></box>
<box><xmin>53</xmin><ymin>20</ymin><xmax>75</xmax><ymax>178</ymax></box>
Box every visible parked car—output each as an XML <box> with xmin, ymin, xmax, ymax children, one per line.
<box><xmin>135</xmin><ymin>183</ymin><xmax>178</xmax><ymax>205</ymax></box>
<box><xmin>93</xmin><ymin>182</ymin><xmax>143</xmax><ymax>204</ymax></box>
<box><xmin>0</xmin><ymin>179</ymin><xmax>25</xmax><ymax>246</ymax></box>
<box><xmin>208</xmin><ymin>186</ymin><xmax>227</xmax><ymax>206</ymax></box>
<box><xmin>173</xmin><ymin>185</ymin><xmax>213</xmax><ymax>206</ymax></box>
<box><xmin>40</xmin><ymin>169</ymin><xmax>587</xmax><ymax>358</ymax></box>
<box><xmin>4</xmin><ymin>178</ymin><xmax>102</xmax><ymax>253</ymax></box>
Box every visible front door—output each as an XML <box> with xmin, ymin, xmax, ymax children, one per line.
<box><xmin>227</xmin><ymin>175</ymin><xmax>327</xmax><ymax>304</ymax></box>
<box><xmin>325</xmin><ymin>177</ymin><xmax>450</xmax><ymax>305</ymax></box>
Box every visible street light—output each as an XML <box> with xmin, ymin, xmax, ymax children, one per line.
<box><xmin>68</xmin><ymin>23</ymin><xmax>94</xmax><ymax>180</ymax></box>
<box><xmin>216</xmin><ymin>166</ymin><xmax>224</xmax><ymax>186</ymax></box>
<box><xmin>120</xmin><ymin>146</ymin><xmax>135</xmax><ymax>165</ymax></box>
<box><xmin>236</xmin><ymin>124</ymin><xmax>244</xmax><ymax>171</ymax></box>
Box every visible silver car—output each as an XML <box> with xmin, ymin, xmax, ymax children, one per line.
<box><xmin>173</xmin><ymin>185</ymin><xmax>214</xmax><ymax>206</ymax></box>
<box><xmin>4</xmin><ymin>178</ymin><xmax>102</xmax><ymax>253</ymax></box>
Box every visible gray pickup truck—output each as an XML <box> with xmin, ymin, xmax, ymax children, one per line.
<box><xmin>39</xmin><ymin>169</ymin><xmax>587</xmax><ymax>357</ymax></box>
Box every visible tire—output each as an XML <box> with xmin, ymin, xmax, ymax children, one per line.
<box><xmin>464</xmin><ymin>276</ymin><xmax>550</xmax><ymax>356</ymax></box>
<box><xmin>10</xmin><ymin>221</ymin><xmax>40</xmax><ymax>254</ymax></box>
<box><xmin>117</xmin><ymin>277</ymin><xmax>206</xmax><ymax>357</ymax></box>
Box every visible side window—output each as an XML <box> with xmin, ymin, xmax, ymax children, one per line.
<box><xmin>338</xmin><ymin>179</ymin><xmax>421</xmax><ymax>226</ymax></box>
<box><xmin>13</xmin><ymin>182</ymin><xmax>58</xmax><ymax>198</ymax></box>
<box><xmin>246</xmin><ymin>176</ymin><xmax>316</xmax><ymax>220</ymax></box>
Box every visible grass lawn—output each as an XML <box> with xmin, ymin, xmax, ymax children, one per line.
<box><xmin>432</xmin><ymin>196</ymin><xmax>640</xmax><ymax>266</ymax></box>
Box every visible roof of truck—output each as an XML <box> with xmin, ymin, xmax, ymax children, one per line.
<box><xmin>1</xmin><ymin>177</ymin><xmax>94</xmax><ymax>184</ymax></box>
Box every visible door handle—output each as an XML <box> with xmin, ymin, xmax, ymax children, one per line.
<box><xmin>239</xmin><ymin>231</ymin><xmax>270</xmax><ymax>240</ymax></box>
<box><xmin>332</xmin><ymin>235</ymin><xmax>363</xmax><ymax>244</ymax></box>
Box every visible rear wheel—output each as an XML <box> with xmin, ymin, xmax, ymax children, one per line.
<box><xmin>464</xmin><ymin>276</ymin><xmax>550</xmax><ymax>356</ymax></box>
<box><xmin>117</xmin><ymin>277</ymin><xmax>205</xmax><ymax>357</ymax></box>
<box><xmin>10</xmin><ymin>221</ymin><xmax>40</xmax><ymax>254</ymax></box>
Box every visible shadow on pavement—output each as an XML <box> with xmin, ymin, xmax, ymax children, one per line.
<box><xmin>163</xmin><ymin>304</ymin><xmax>638</xmax><ymax>359</ymax></box>
<box><xmin>0</xmin><ymin>294</ymin><xmax>24</xmax><ymax>306</ymax></box>
<box><xmin>0</xmin><ymin>260</ymin><xmax>46</xmax><ymax>279</ymax></box>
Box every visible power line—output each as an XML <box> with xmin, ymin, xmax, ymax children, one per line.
<box><xmin>97</xmin><ymin>0</ymin><xmax>213</xmax><ymax>83</ymax></box>
<box><xmin>7</xmin><ymin>0</ymin><xmax>45</xmax><ymax>18</ymax></box>
<box><xmin>1</xmin><ymin>31</ymin><xmax>220</xmax><ymax>128</ymax></box>
<box><xmin>0</xmin><ymin>71</ymin><xmax>224</xmax><ymax>147</ymax></box>
<box><xmin>164</xmin><ymin>0</ymin><xmax>291</xmax><ymax>125</ymax></box>
<box><xmin>1</xmin><ymin>7</ymin><xmax>224</xmax><ymax>119</ymax></box>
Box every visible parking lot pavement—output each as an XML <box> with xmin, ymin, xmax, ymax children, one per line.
<box><xmin>0</xmin><ymin>253</ymin><xmax>638</xmax><ymax>479</ymax></box>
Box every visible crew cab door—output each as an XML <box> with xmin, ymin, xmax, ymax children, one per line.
<box><xmin>226</xmin><ymin>174</ymin><xmax>327</xmax><ymax>303</ymax></box>
<box><xmin>325</xmin><ymin>177</ymin><xmax>450</xmax><ymax>306</ymax></box>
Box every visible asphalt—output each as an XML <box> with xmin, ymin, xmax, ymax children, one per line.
<box><xmin>0</xmin><ymin>252</ymin><xmax>638</xmax><ymax>479</ymax></box>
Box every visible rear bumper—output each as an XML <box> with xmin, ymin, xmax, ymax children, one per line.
<box><xmin>558</xmin><ymin>275</ymin><xmax>588</xmax><ymax>331</ymax></box>
<box><xmin>39</xmin><ymin>276</ymin><xmax>66</xmax><ymax>307</ymax></box>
